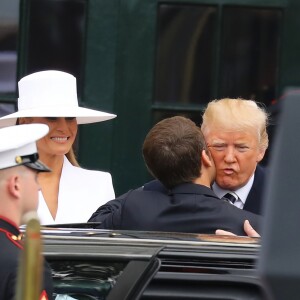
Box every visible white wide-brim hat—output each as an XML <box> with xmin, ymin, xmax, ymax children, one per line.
<box><xmin>0</xmin><ymin>70</ymin><xmax>116</xmax><ymax>128</ymax></box>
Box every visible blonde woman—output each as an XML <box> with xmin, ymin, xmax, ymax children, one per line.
<box><xmin>0</xmin><ymin>70</ymin><xmax>116</xmax><ymax>224</ymax></box>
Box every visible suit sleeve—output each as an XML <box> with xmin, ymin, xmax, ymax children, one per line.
<box><xmin>88</xmin><ymin>190</ymin><xmax>133</xmax><ymax>229</ymax></box>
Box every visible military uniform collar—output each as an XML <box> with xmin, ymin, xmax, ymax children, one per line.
<box><xmin>0</xmin><ymin>216</ymin><xmax>22</xmax><ymax>241</ymax></box>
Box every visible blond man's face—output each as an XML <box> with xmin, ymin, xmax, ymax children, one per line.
<box><xmin>204</xmin><ymin>128</ymin><xmax>265</xmax><ymax>190</ymax></box>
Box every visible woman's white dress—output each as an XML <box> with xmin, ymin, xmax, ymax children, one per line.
<box><xmin>37</xmin><ymin>156</ymin><xmax>115</xmax><ymax>225</ymax></box>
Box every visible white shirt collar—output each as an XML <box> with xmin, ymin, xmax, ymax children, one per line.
<box><xmin>212</xmin><ymin>173</ymin><xmax>255</xmax><ymax>205</ymax></box>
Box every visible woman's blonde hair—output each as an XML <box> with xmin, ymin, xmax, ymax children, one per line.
<box><xmin>66</xmin><ymin>147</ymin><xmax>80</xmax><ymax>167</ymax></box>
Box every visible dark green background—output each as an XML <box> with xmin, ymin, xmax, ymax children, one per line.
<box><xmin>3</xmin><ymin>0</ymin><xmax>300</xmax><ymax>196</ymax></box>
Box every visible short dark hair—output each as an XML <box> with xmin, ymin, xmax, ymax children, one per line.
<box><xmin>142</xmin><ymin>116</ymin><xmax>207</xmax><ymax>189</ymax></box>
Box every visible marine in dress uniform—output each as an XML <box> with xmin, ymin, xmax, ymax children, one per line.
<box><xmin>0</xmin><ymin>124</ymin><xmax>53</xmax><ymax>300</ymax></box>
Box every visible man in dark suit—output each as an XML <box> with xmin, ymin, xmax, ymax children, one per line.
<box><xmin>89</xmin><ymin>116</ymin><xmax>261</xmax><ymax>236</ymax></box>
<box><xmin>201</xmin><ymin>98</ymin><xmax>268</xmax><ymax>215</ymax></box>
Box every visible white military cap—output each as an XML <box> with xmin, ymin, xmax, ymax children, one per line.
<box><xmin>0</xmin><ymin>124</ymin><xmax>50</xmax><ymax>172</ymax></box>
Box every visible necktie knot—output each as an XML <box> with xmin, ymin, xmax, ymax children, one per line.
<box><xmin>222</xmin><ymin>192</ymin><xmax>238</xmax><ymax>204</ymax></box>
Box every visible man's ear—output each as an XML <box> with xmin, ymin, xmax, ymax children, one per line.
<box><xmin>7</xmin><ymin>175</ymin><xmax>21</xmax><ymax>199</ymax></box>
<box><xmin>201</xmin><ymin>149</ymin><xmax>213</xmax><ymax>168</ymax></box>
<box><xmin>257</xmin><ymin>148</ymin><xmax>266</xmax><ymax>162</ymax></box>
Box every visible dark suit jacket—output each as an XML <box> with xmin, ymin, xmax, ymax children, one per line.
<box><xmin>243</xmin><ymin>165</ymin><xmax>266</xmax><ymax>215</ymax></box>
<box><xmin>89</xmin><ymin>183</ymin><xmax>261</xmax><ymax>236</ymax></box>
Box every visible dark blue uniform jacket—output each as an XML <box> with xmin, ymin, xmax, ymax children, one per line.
<box><xmin>0</xmin><ymin>216</ymin><xmax>53</xmax><ymax>300</ymax></box>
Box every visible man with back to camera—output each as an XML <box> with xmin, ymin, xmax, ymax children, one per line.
<box><xmin>136</xmin><ymin>98</ymin><xmax>268</xmax><ymax>216</ymax></box>
<box><xmin>201</xmin><ymin>98</ymin><xmax>268</xmax><ymax>215</ymax></box>
<box><xmin>89</xmin><ymin>116</ymin><xmax>261</xmax><ymax>236</ymax></box>
<box><xmin>0</xmin><ymin>124</ymin><xmax>53</xmax><ymax>300</ymax></box>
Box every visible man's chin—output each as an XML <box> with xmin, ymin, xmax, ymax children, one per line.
<box><xmin>216</xmin><ymin>180</ymin><xmax>238</xmax><ymax>190</ymax></box>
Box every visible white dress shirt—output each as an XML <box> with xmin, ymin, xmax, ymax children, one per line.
<box><xmin>212</xmin><ymin>174</ymin><xmax>255</xmax><ymax>209</ymax></box>
<box><xmin>37</xmin><ymin>156</ymin><xmax>115</xmax><ymax>225</ymax></box>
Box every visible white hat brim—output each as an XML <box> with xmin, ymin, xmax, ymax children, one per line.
<box><xmin>0</xmin><ymin>106</ymin><xmax>116</xmax><ymax>128</ymax></box>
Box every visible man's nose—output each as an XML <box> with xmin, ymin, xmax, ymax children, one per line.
<box><xmin>224</xmin><ymin>146</ymin><xmax>236</xmax><ymax>163</ymax></box>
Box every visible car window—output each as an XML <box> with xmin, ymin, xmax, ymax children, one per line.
<box><xmin>50</xmin><ymin>260</ymin><xmax>127</xmax><ymax>300</ymax></box>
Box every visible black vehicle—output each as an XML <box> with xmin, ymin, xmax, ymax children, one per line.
<box><xmin>42</xmin><ymin>227</ymin><xmax>265</xmax><ymax>300</ymax></box>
